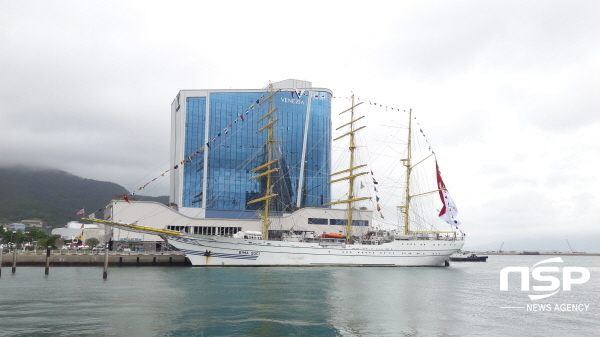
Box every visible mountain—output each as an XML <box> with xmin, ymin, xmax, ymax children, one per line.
<box><xmin>0</xmin><ymin>166</ymin><xmax>168</xmax><ymax>229</ymax></box>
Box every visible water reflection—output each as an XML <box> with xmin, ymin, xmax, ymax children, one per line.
<box><xmin>1</xmin><ymin>257</ymin><xmax>598</xmax><ymax>337</ymax></box>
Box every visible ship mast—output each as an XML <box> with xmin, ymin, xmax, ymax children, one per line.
<box><xmin>324</xmin><ymin>94</ymin><xmax>370</xmax><ymax>242</ymax></box>
<box><xmin>403</xmin><ymin>109</ymin><xmax>413</xmax><ymax>235</ymax></box>
<box><xmin>399</xmin><ymin>109</ymin><xmax>456</xmax><ymax>236</ymax></box>
<box><xmin>247</xmin><ymin>84</ymin><xmax>280</xmax><ymax>240</ymax></box>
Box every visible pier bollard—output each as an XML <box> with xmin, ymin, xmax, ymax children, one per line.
<box><xmin>44</xmin><ymin>246</ymin><xmax>51</xmax><ymax>275</ymax></box>
<box><xmin>103</xmin><ymin>243</ymin><xmax>109</xmax><ymax>279</ymax></box>
<box><xmin>12</xmin><ymin>247</ymin><xmax>17</xmax><ymax>274</ymax></box>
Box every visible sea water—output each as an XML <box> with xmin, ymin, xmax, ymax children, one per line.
<box><xmin>0</xmin><ymin>255</ymin><xmax>598</xmax><ymax>336</ymax></box>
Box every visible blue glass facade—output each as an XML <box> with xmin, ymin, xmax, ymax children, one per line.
<box><xmin>181</xmin><ymin>89</ymin><xmax>332</xmax><ymax>218</ymax></box>
<box><xmin>182</xmin><ymin>97</ymin><xmax>206</xmax><ymax>207</ymax></box>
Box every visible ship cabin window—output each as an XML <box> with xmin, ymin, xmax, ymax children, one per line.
<box><xmin>330</xmin><ymin>219</ymin><xmax>347</xmax><ymax>226</ymax></box>
<box><xmin>308</xmin><ymin>218</ymin><xmax>328</xmax><ymax>225</ymax></box>
<box><xmin>167</xmin><ymin>226</ymin><xmax>241</xmax><ymax>236</ymax></box>
<box><xmin>219</xmin><ymin>227</ymin><xmax>241</xmax><ymax>236</ymax></box>
<box><xmin>352</xmin><ymin>220</ymin><xmax>369</xmax><ymax>227</ymax></box>
<box><xmin>329</xmin><ymin>219</ymin><xmax>369</xmax><ymax>226</ymax></box>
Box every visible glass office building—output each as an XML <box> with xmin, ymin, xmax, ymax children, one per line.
<box><xmin>170</xmin><ymin>79</ymin><xmax>332</xmax><ymax>219</ymax></box>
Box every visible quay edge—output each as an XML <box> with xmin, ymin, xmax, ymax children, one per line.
<box><xmin>1</xmin><ymin>253</ymin><xmax>189</xmax><ymax>266</ymax></box>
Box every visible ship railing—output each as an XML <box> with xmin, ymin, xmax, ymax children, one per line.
<box><xmin>318</xmin><ymin>241</ymin><xmax>346</xmax><ymax>248</ymax></box>
<box><xmin>409</xmin><ymin>233</ymin><xmax>465</xmax><ymax>241</ymax></box>
<box><xmin>358</xmin><ymin>237</ymin><xmax>395</xmax><ymax>245</ymax></box>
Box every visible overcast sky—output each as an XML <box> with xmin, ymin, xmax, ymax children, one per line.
<box><xmin>2</xmin><ymin>1</ymin><xmax>599</xmax><ymax>252</ymax></box>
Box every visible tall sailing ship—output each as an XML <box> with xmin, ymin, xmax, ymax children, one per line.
<box><xmin>85</xmin><ymin>85</ymin><xmax>465</xmax><ymax>266</ymax></box>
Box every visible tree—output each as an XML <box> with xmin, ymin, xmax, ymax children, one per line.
<box><xmin>85</xmin><ymin>237</ymin><xmax>99</xmax><ymax>248</ymax></box>
<box><xmin>46</xmin><ymin>235</ymin><xmax>61</xmax><ymax>249</ymax></box>
<box><xmin>25</xmin><ymin>227</ymin><xmax>46</xmax><ymax>242</ymax></box>
<box><xmin>11</xmin><ymin>230</ymin><xmax>27</xmax><ymax>249</ymax></box>
<box><xmin>37</xmin><ymin>238</ymin><xmax>48</xmax><ymax>248</ymax></box>
<box><xmin>0</xmin><ymin>226</ymin><xmax>6</xmax><ymax>243</ymax></box>
<box><xmin>55</xmin><ymin>238</ymin><xmax>64</xmax><ymax>248</ymax></box>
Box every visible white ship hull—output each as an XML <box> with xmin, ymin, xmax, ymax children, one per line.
<box><xmin>167</xmin><ymin>235</ymin><xmax>465</xmax><ymax>267</ymax></box>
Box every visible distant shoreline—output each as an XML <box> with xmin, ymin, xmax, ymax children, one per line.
<box><xmin>468</xmin><ymin>251</ymin><xmax>600</xmax><ymax>256</ymax></box>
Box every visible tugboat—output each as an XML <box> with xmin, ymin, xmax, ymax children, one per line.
<box><xmin>449</xmin><ymin>251</ymin><xmax>488</xmax><ymax>262</ymax></box>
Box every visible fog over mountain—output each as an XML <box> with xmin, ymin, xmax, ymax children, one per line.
<box><xmin>0</xmin><ymin>166</ymin><xmax>167</xmax><ymax>228</ymax></box>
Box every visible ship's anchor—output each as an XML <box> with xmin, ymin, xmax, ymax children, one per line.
<box><xmin>203</xmin><ymin>250</ymin><xmax>211</xmax><ymax>257</ymax></box>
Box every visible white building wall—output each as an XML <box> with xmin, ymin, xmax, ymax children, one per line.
<box><xmin>105</xmin><ymin>200</ymin><xmax>375</xmax><ymax>240</ymax></box>
<box><xmin>51</xmin><ymin>227</ymin><xmax>104</xmax><ymax>242</ymax></box>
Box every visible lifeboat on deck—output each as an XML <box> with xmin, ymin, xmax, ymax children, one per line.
<box><xmin>318</xmin><ymin>233</ymin><xmax>344</xmax><ymax>239</ymax></box>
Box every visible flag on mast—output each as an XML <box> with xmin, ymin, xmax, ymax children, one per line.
<box><xmin>76</xmin><ymin>208</ymin><xmax>85</xmax><ymax>215</ymax></box>
<box><xmin>435</xmin><ymin>161</ymin><xmax>460</xmax><ymax>225</ymax></box>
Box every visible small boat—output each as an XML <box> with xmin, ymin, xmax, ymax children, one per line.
<box><xmin>449</xmin><ymin>252</ymin><xmax>488</xmax><ymax>262</ymax></box>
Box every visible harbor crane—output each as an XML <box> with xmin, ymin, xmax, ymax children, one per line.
<box><xmin>566</xmin><ymin>239</ymin><xmax>574</xmax><ymax>253</ymax></box>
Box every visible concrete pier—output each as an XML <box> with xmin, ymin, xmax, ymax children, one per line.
<box><xmin>1</xmin><ymin>252</ymin><xmax>189</xmax><ymax>266</ymax></box>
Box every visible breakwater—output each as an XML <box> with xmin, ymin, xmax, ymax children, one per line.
<box><xmin>0</xmin><ymin>252</ymin><xmax>189</xmax><ymax>266</ymax></box>
<box><xmin>472</xmin><ymin>251</ymin><xmax>600</xmax><ymax>256</ymax></box>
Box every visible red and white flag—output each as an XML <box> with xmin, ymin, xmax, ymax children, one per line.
<box><xmin>76</xmin><ymin>208</ymin><xmax>85</xmax><ymax>215</ymax></box>
<box><xmin>435</xmin><ymin>161</ymin><xmax>460</xmax><ymax>225</ymax></box>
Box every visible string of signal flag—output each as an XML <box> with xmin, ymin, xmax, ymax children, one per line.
<box><xmin>129</xmin><ymin>93</ymin><xmax>437</xmax><ymax>202</ymax></box>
